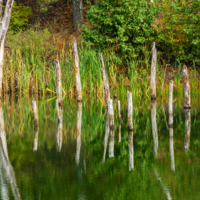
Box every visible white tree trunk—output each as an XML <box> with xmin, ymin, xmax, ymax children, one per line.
<box><xmin>54</xmin><ymin>60</ymin><xmax>63</xmax><ymax>107</ymax></box>
<box><xmin>56</xmin><ymin>99</ymin><xmax>63</xmax><ymax>152</ymax></box>
<box><xmin>151</xmin><ymin>100</ymin><xmax>158</xmax><ymax>156</ymax></box>
<box><xmin>76</xmin><ymin>102</ymin><xmax>82</xmax><ymax>165</ymax></box>
<box><xmin>184</xmin><ymin>109</ymin><xmax>191</xmax><ymax>152</ymax></box>
<box><xmin>73</xmin><ymin>38</ymin><xmax>82</xmax><ymax>102</ymax></box>
<box><xmin>0</xmin><ymin>0</ymin><xmax>14</xmax><ymax>97</ymax></box>
<box><xmin>182</xmin><ymin>65</ymin><xmax>191</xmax><ymax>109</ymax></box>
<box><xmin>32</xmin><ymin>100</ymin><xmax>39</xmax><ymax>151</ymax></box>
<box><xmin>150</xmin><ymin>42</ymin><xmax>157</xmax><ymax>100</ymax></box>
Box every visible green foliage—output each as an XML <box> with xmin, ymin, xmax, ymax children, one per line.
<box><xmin>81</xmin><ymin>0</ymin><xmax>159</xmax><ymax>63</ymax></box>
<box><xmin>5</xmin><ymin>2</ymin><xmax>32</xmax><ymax>34</ymax></box>
<box><xmin>155</xmin><ymin>0</ymin><xmax>200</xmax><ymax>62</ymax></box>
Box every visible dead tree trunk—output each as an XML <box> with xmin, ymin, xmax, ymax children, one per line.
<box><xmin>184</xmin><ymin>109</ymin><xmax>191</xmax><ymax>152</ymax></box>
<box><xmin>168</xmin><ymin>80</ymin><xmax>175</xmax><ymax>171</ymax></box>
<box><xmin>182</xmin><ymin>65</ymin><xmax>191</xmax><ymax>109</ymax></box>
<box><xmin>54</xmin><ymin>60</ymin><xmax>63</xmax><ymax>107</ymax></box>
<box><xmin>151</xmin><ymin>100</ymin><xmax>158</xmax><ymax>156</ymax></box>
<box><xmin>127</xmin><ymin>91</ymin><xmax>134</xmax><ymax>170</ymax></box>
<box><xmin>73</xmin><ymin>0</ymin><xmax>84</xmax><ymax>32</ymax></box>
<box><xmin>0</xmin><ymin>0</ymin><xmax>14</xmax><ymax>97</ymax></box>
<box><xmin>118</xmin><ymin>100</ymin><xmax>121</xmax><ymax>143</ymax></box>
<box><xmin>76</xmin><ymin>102</ymin><xmax>82</xmax><ymax>165</ymax></box>
<box><xmin>31</xmin><ymin>100</ymin><xmax>39</xmax><ymax>151</ymax></box>
<box><xmin>107</xmin><ymin>99</ymin><xmax>114</xmax><ymax>158</ymax></box>
<box><xmin>150</xmin><ymin>42</ymin><xmax>157</xmax><ymax>100</ymax></box>
<box><xmin>100</xmin><ymin>53</ymin><xmax>110</xmax><ymax>103</ymax></box>
<box><xmin>73</xmin><ymin>38</ymin><xmax>82</xmax><ymax>102</ymax></box>
<box><xmin>56</xmin><ymin>99</ymin><xmax>63</xmax><ymax>152</ymax></box>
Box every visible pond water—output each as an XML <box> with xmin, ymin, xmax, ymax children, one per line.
<box><xmin>0</xmin><ymin>95</ymin><xmax>200</xmax><ymax>200</ymax></box>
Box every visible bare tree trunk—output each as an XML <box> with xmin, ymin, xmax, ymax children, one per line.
<box><xmin>73</xmin><ymin>38</ymin><xmax>82</xmax><ymax>102</ymax></box>
<box><xmin>76</xmin><ymin>102</ymin><xmax>82</xmax><ymax>165</ymax></box>
<box><xmin>184</xmin><ymin>109</ymin><xmax>191</xmax><ymax>152</ymax></box>
<box><xmin>0</xmin><ymin>0</ymin><xmax>14</xmax><ymax>97</ymax></box>
<box><xmin>182</xmin><ymin>65</ymin><xmax>191</xmax><ymax>109</ymax></box>
<box><xmin>100</xmin><ymin>53</ymin><xmax>110</xmax><ymax>103</ymax></box>
<box><xmin>54</xmin><ymin>60</ymin><xmax>63</xmax><ymax>107</ymax></box>
<box><xmin>118</xmin><ymin>100</ymin><xmax>121</xmax><ymax>143</ymax></box>
<box><xmin>73</xmin><ymin>0</ymin><xmax>84</xmax><ymax>32</ymax></box>
<box><xmin>168</xmin><ymin>80</ymin><xmax>175</xmax><ymax>171</ymax></box>
<box><xmin>31</xmin><ymin>100</ymin><xmax>39</xmax><ymax>151</ymax></box>
<box><xmin>150</xmin><ymin>42</ymin><xmax>157</xmax><ymax>100</ymax></box>
<box><xmin>107</xmin><ymin>99</ymin><xmax>114</xmax><ymax>158</ymax></box>
<box><xmin>0</xmin><ymin>101</ymin><xmax>21</xmax><ymax>200</ymax></box>
<box><xmin>151</xmin><ymin>100</ymin><xmax>158</xmax><ymax>156</ymax></box>
<box><xmin>127</xmin><ymin>91</ymin><xmax>134</xmax><ymax>170</ymax></box>
<box><xmin>56</xmin><ymin>99</ymin><xmax>63</xmax><ymax>152</ymax></box>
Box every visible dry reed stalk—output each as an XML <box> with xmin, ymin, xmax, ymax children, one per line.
<box><xmin>151</xmin><ymin>100</ymin><xmax>158</xmax><ymax>156</ymax></box>
<box><xmin>54</xmin><ymin>60</ymin><xmax>63</xmax><ymax>107</ymax></box>
<box><xmin>31</xmin><ymin>100</ymin><xmax>39</xmax><ymax>151</ymax></box>
<box><xmin>168</xmin><ymin>81</ymin><xmax>175</xmax><ymax>171</ymax></box>
<box><xmin>150</xmin><ymin>42</ymin><xmax>157</xmax><ymax>100</ymax></box>
<box><xmin>182</xmin><ymin>65</ymin><xmax>191</xmax><ymax>109</ymax></box>
<box><xmin>184</xmin><ymin>109</ymin><xmax>191</xmax><ymax>152</ymax></box>
<box><xmin>0</xmin><ymin>101</ymin><xmax>21</xmax><ymax>200</ymax></box>
<box><xmin>56</xmin><ymin>99</ymin><xmax>63</xmax><ymax>152</ymax></box>
<box><xmin>118</xmin><ymin>100</ymin><xmax>121</xmax><ymax>143</ymax></box>
<box><xmin>99</xmin><ymin>53</ymin><xmax>110</xmax><ymax>103</ymax></box>
<box><xmin>76</xmin><ymin>102</ymin><xmax>82</xmax><ymax>165</ymax></box>
<box><xmin>72</xmin><ymin>38</ymin><xmax>82</xmax><ymax>102</ymax></box>
<box><xmin>0</xmin><ymin>0</ymin><xmax>14</xmax><ymax>97</ymax></box>
<box><xmin>127</xmin><ymin>91</ymin><xmax>134</xmax><ymax>170</ymax></box>
<box><xmin>107</xmin><ymin>99</ymin><xmax>114</xmax><ymax>158</ymax></box>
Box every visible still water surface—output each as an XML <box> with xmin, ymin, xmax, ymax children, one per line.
<box><xmin>0</xmin><ymin>96</ymin><xmax>200</xmax><ymax>200</ymax></box>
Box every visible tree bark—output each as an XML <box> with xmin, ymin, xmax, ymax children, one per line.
<box><xmin>73</xmin><ymin>38</ymin><xmax>82</xmax><ymax>102</ymax></box>
<box><xmin>182</xmin><ymin>65</ymin><xmax>191</xmax><ymax>109</ymax></box>
<box><xmin>73</xmin><ymin>0</ymin><xmax>84</xmax><ymax>32</ymax></box>
<box><xmin>150</xmin><ymin>42</ymin><xmax>157</xmax><ymax>100</ymax></box>
<box><xmin>0</xmin><ymin>0</ymin><xmax>14</xmax><ymax>97</ymax></box>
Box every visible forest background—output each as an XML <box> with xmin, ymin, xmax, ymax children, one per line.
<box><xmin>0</xmin><ymin>0</ymin><xmax>200</xmax><ymax>95</ymax></box>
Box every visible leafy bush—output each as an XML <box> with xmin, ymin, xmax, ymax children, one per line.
<box><xmin>155</xmin><ymin>0</ymin><xmax>200</xmax><ymax>62</ymax></box>
<box><xmin>81</xmin><ymin>0</ymin><xmax>159</xmax><ymax>64</ymax></box>
<box><xmin>3</xmin><ymin>2</ymin><xmax>32</xmax><ymax>34</ymax></box>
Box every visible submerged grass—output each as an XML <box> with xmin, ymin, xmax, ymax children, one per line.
<box><xmin>3</xmin><ymin>26</ymin><xmax>200</xmax><ymax>101</ymax></box>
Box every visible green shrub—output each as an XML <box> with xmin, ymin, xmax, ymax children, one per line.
<box><xmin>3</xmin><ymin>2</ymin><xmax>32</xmax><ymax>34</ymax></box>
<box><xmin>155</xmin><ymin>0</ymin><xmax>200</xmax><ymax>62</ymax></box>
<box><xmin>81</xmin><ymin>0</ymin><xmax>160</xmax><ymax>64</ymax></box>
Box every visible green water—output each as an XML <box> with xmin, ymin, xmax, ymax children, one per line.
<box><xmin>0</xmin><ymin>95</ymin><xmax>200</xmax><ymax>200</ymax></box>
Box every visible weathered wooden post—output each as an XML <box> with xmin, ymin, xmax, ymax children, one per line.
<box><xmin>0</xmin><ymin>0</ymin><xmax>14</xmax><ymax>97</ymax></box>
<box><xmin>127</xmin><ymin>91</ymin><xmax>134</xmax><ymax>170</ymax></box>
<box><xmin>73</xmin><ymin>37</ymin><xmax>82</xmax><ymax>102</ymax></box>
<box><xmin>151</xmin><ymin>100</ymin><xmax>158</xmax><ymax>156</ymax></box>
<box><xmin>76</xmin><ymin>102</ymin><xmax>82</xmax><ymax>165</ymax></box>
<box><xmin>182</xmin><ymin>65</ymin><xmax>191</xmax><ymax>109</ymax></box>
<box><xmin>54</xmin><ymin>60</ymin><xmax>63</xmax><ymax>107</ymax></box>
<box><xmin>184</xmin><ymin>109</ymin><xmax>191</xmax><ymax>152</ymax></box>
<box><xmin>32</xmin><ymin>100</ymin><xmax>39</xmax><ymax>151</ymax></box>
<box><xmin>56</xmin><ymin>99</ymin><xmax>63</xmax><ymax>152</ymax></box>
<box><xmin>118</xmin><ymin>100</ymin><xmax>121</xmax><ymax>143</ymax></box>
<box><xmin>150</xmin><ymin>42</ymin><xmax>157</xmax><ymax>100</ymax></box>
<box><xmin>168</xmin><ymin>80</ymin><xmax>175</xmax><ymax>171</ymax></box>
<box><xmin>99</xmin><ymin>53</ymin><xmax>110</xmax><ymax>102</ymax></box>
<box><xmin>107</xmin><ymin>99</ymin><xmax>114</xmax><ymax>158</ymax></box>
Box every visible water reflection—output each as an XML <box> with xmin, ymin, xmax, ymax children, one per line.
<box><xmin>56</xmin><ymin>99</ymin><xmax>63</xmax><ymax>152</ymax></box>
<box><xmin>184</xmin><ymin>108</ymin><xmax>191</xmax><ymax>152</ymax></box>
<box><xmin>76</xmin><ymin>102</ymin><xmax>82</xmax><ymax>165</ymax></box>
<box><xmin>103</xmin><ymin>113</ymin><xmax>109</xmax><ymax>162</ymax></box>
<box><xmin>31</xmin><ymin>100</ymin><xmax>39</xmax><ymax>151</ymax></box>
<box><xmin>0</xmin><ymin>102</ymin><xmax>21</xmax><ymax>200</ymax></box>
<box><xmin>108</xmin><ymin>99</ymin><xmax>114</xmax><ymax>158</ymax></box>
<box><xmin>128</xmin><ymin>131</ymin><xmax>134</xmax><ymax>171</ymax></box>
<box><xmin>151</xmin><ymin>100</ymin><xmax>158</xmax><ymax>156</ymax></box>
